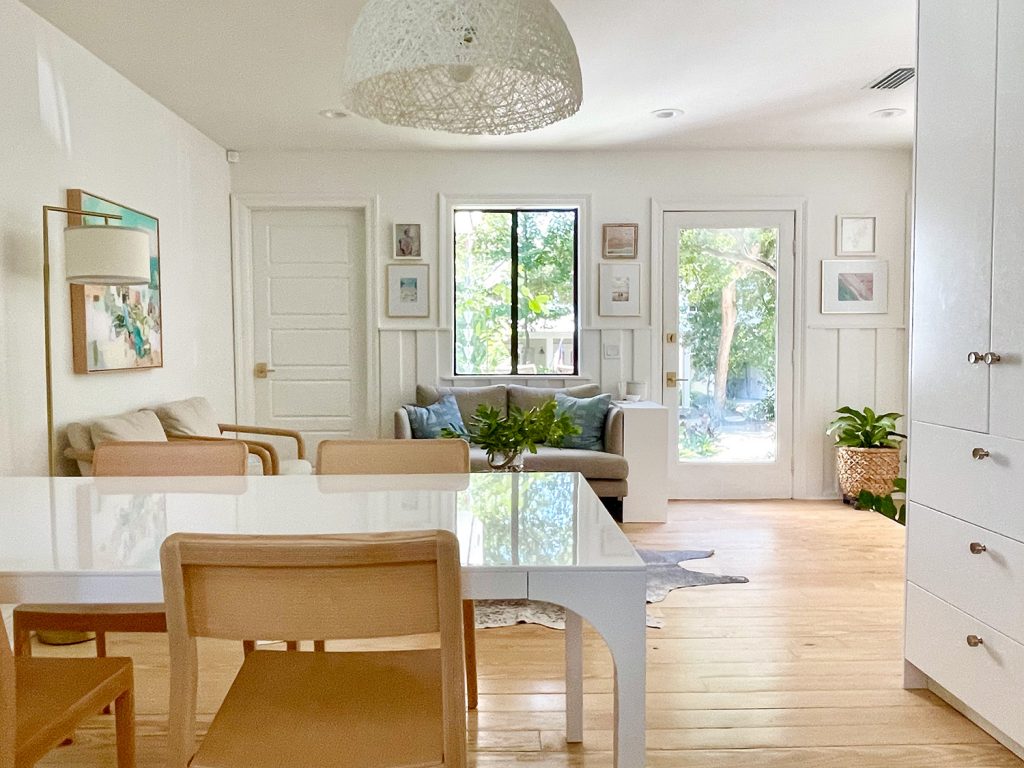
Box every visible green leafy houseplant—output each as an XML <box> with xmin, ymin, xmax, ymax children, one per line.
<box><xmin>441</xmin><ymin>401</ymin><xmax>580</xmax><ymax>471</ymax></box>
<box><xmin>856</xmin><ymin>477</ymin><xmax>907</xmax><ymax>525</ymax></box>
<box><xmin>826</xmin><ymin>406</ymin><xmax>906</xmax><ymax>448</ymax></box>
<box><xmin>826</xmin><ymin>406</ymin><xmax>906</xmax><ymax>501</ymax></box>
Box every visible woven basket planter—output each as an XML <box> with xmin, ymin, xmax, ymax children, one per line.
<box><xmin>835</xmin><ymin>446</ymin><xmax>900</xmax><ymax>498</ymax></box>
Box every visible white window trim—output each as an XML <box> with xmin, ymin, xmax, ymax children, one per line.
<box><xmin>438</xmin><ymin>193</ymin><xmax>591</xmax><ymax>379</ymax></box>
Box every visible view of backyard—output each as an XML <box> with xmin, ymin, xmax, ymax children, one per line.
<box><xmin>677</xmin><ymin>226</ymin><xmax>779</xmax><ymax>463</ymax></box>
<box><xmin>454</xmin><ymin>209</ymin><xmax>577</xmax><ymax>376</ymax></box>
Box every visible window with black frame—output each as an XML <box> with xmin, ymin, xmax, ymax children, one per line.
<box><xmin>453</xmin><ymin>208</ymin><xmax>579</xmax><ymax>376</ymax></box>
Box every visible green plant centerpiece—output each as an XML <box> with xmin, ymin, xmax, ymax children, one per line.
<box><xmin>442</xmin><ymin>401</ymin><xmax>580</xmax><ymax>471</ymax></box>
<box><xmin>826</xmin><ymin>406</ymin><xmax>906</xmax><ymax>502</ymax></box>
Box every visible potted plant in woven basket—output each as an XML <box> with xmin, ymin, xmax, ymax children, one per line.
<box><xmin>826</xmin><ymin>406</ymin><xmax>905</xmax><ymax>501</ymax></box>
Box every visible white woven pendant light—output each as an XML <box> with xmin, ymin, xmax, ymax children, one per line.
<box><xmin>342</xmin><ymin>0</ymin><xmax>583</xmax><ymax>135</ymax></box>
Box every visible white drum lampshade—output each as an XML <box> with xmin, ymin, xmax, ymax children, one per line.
<box><xmin>342</xmin><ymin>0</ymin><xmax>583</xmax><ymax>135</ymax></box>
<box><xmin>63</xmin><ymin>225</ymin><xmax>151</xmax><ymax>285</ymax></box>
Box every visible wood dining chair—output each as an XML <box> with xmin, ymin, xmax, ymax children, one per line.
<box><xmin>13</xmin><ymin>440</ymin><xmax>250</xmax><ymax>715</ymax></box>
<box><xmin>314</xmin><ymin>438</ymin><xmax>479</xmax><ymax>708</ymax></box>
<box><xmin>160</xmin><ymin>530</ymin><xmax>466</xmax><ymax>768</ymax></box>
<box><xmin>1</xmin><ymin>616</ymin><xmax>136</xmax><ymax>768</ymax></box>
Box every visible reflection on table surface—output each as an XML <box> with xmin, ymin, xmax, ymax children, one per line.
<box><xmin>0</xmin><ymin>473</ymin><xmax>642</xmax><ymax>574</ymax></box>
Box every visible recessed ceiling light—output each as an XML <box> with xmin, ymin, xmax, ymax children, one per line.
<box><xmin>870</xmin><ymin>108</ymin><xmax>907</xmax><ymax>119</ymax></box>
<box><xmin>319</xmin><ymin>108</ymin><xmax>349</xmax><ymax>119</ymax></box>
<box><xmin>652</xmin><ymin>108</ymin><xmax>685</xmax><ymax>119</ymax></box>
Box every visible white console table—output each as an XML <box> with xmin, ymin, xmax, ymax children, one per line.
<box><xmin>617</xmin><ymin>400</ymin><xmax>669</xmax><ymax>523</ymax></box>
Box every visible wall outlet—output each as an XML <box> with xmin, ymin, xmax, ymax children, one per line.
<box><xmin>603</xmin><ymin>343</ymin><xmax>621</xmax><ymax>360</ymax></box>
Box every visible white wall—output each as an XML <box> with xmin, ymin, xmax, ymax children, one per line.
<box><xmin>0</xmin><ymin>0</ymin><xmax>234</xmax><ymax>475</ymax></box>
<box><xmin>232</xmin><ymin>148</ymin><xmax>911</xmax><ymax>499</ymax></box>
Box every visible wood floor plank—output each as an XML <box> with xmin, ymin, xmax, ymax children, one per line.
<box><xmin>27</xmin><ymin>499</ymin><xmax>1022</xmax><ymax>767</ymax></box>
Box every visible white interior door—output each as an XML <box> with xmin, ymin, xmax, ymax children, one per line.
<box><xmin>662</xmin><ymin>210</ymin><xmax>794</xmax><ymax>499</ymax></box>
<box><xmin>250</xmin><ymin>208</ymin><xmax>368</xmax><ymax>459</ymax></box>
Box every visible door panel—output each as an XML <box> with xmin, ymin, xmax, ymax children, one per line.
<box><xmin>662</xmin><ymin>210</ymin><xmax>794</xmax><ymax>499</ymax></box>
<box><xmin>990</xmin><ymin>0</ymin><xmax>1024</xmax><ymax>441</ymax></box>
<box><xmin>912</xmin><ymin>0</ymin><xmax>996</xmax><ymax>432</ymax></box>
<box><xmin>251</xmin><ymin>209</ymin><xmax>367</xmax><ymax>457</ymax></box>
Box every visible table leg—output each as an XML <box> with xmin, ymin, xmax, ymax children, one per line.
<box><xmin>565</xmin><ymin>609</ymin><xmax>583</xmax><ymax>742</ymax></box>
<box><xmin>530</xmin><ymin>570</ymin><xmax>647</xmax><ymax>768</ymax></box>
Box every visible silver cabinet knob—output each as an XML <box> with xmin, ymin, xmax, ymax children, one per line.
<box><xmin>984</xmin><ymin>352</ymin><xmax>1002</xmax><ymax>365</ymax></box>
<box><xmin>972</xmin><ymin>448</ymin><xmax>991</xmax><ymax>460</ymax></box>
<box><xmin>968</xmin><ymin>351</ymin><xmax>985</xmax><ymax>364</ymax></box>
<box><xmin>969</xmin><ymin>542</ymin><xmax>988</xmax><ymax>554</ymax></box>
<box><xmin>966</xmin><ymin>635</ymin><xmax>984</xmax><ymax>647</ymax></box>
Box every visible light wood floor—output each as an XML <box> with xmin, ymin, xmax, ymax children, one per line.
<box><xmin>29</xmin><ymin>499</ymin><xmax>1022</xmax><ymax>767</ymax></box>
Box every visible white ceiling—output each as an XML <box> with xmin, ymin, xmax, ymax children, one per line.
<box><xmin>21</xmin><ymin>0</ymin><xmax>917</xmax><ymax>152</ymax></box>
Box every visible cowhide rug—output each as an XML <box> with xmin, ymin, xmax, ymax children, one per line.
<box><xmin>473</xmin><ymin>548</ymin><xmax>748</xmax><ymax>630</ymax></box>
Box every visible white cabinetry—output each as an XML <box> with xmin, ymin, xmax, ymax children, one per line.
<box><xmin>907</xmin><ymin>0</ymin><xmax>1024</xmax><ymax>756</ymax></box>
<box><xmin>618</xmin><ymin>401</ymin><xmax>668</xmax><ymax>523</ymax></box>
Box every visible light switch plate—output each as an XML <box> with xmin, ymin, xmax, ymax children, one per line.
<box><xmin>603</xmin><ymin>343</ymin><xmax>621</xmax><ymax>360</ymax></box>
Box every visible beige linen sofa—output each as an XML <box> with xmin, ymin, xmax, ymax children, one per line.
<box><xmin>64</xmin><ymin>397</ymin><xmax>312</xmax><ymax>476</ymax></box>
<box><xmin>394</xmin><ymin>384</ymin><xmax>628</xmax><ymax>500</ymax></box>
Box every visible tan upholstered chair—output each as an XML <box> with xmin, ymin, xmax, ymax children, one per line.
<box><xmin>13</xmin><ymin>440</ymin><xmax>249</xmax><ymax>710</ymax></box>
<box><xmin>315</xmin><ymin>438</ymin><xmax>479</xmax><ymax>708</ymax></box>
<box><xmin>154</xmin><ymin>397</ymin><xmax>311</xmax><ymax>476</ymax></box>
<box><xmin>1</xmin><ymin>617</ymin><xmax>136</xmax><ymax>768</ymax></box>
<box><xmin>160</xmin><ymin>530</ymin><xmax>466</xmax><ymax>768</ymax></box>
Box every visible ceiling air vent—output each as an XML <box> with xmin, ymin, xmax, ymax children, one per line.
<box><xmin>866</xmin><ymin>67</ymin><xmax>916</xmax><ymax>90</ymax></box>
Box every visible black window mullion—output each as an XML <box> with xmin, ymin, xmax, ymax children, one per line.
<box><xmin>510</xmin><ymin>211</ymin><xmax>520</xmax><ymax>375</ymax></box>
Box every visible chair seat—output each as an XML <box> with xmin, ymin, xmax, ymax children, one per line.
<box><xmin>279</xmin><ymin>458</ymin><xmax>313</xmax><ymax>475</ymax></box>
<box><xmin>192</xmin><ymin>649</ymin><xmax>444</xmax><ymax>768</ymax></box>
<box><xmin>16</xmin><ymin>656</ymin><xmax>133</xmax><ymax>759</ymax></box>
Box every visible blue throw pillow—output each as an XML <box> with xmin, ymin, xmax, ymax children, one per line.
<box><xmin>404</xmin><ymin>394</ymin><xmax>466</xmax><ymax>439</ymax></box>
<box><xmin>555</xmin><ymin>392</ymin><xmax>612</xmax><ymax>451</ymax></box>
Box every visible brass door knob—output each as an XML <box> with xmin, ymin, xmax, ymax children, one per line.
<box><xmin>969</xmin><ymin>542</ymin><xmax>988</xmax><ymax>554</ymax></box>
<box><xmin>254</xmin><ymin>362</ymin><xmax>276</xmax><ymax>379</ymax></box>
<box><xmin>966</xmin><ymin>635</ymin><xmax>984</xmax><ymax>647</ymax></box>
<box><xmin>984</xmin><ymin>352</ymin><xmax>1002</xmax><ymax>365</ymax></box>
<box><xmin>972</xmin><ymin>448</ymin><xmax>990</xmax><ymax>460</ymax></box>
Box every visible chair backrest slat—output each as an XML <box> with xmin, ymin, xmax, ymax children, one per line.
<box><xmin>0</xmin><ymin>619</ymin><xmax>14</xmax><ymax>768</ymax></box>
<box><xmin>93</xmin><ymin>440</ymin><xmax>247</xmax><ymax>476</ymax></box>
<box><xmin>317</xmin><ymin>438</ymin><xmax>469</xmax><ymax>475</ymax></box>
<box><xmin>161</xmin><ymin>530</ymin><xmax>465</xmax><ymax>767</ymax></box>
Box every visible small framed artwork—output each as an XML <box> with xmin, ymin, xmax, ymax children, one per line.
<box><xmin>836</xmin><ymin>215</ymin><xmax>876</xmax><ymax>256</ymax></box>
<box><xmin>387</xmin><ymin>264</ymin><xmax>429</xmax><ymax>317</ymax></box>
<box><xmin>394</xmin><ymin>223</ymin><xmax>422</xmax><ymax>259</ymax></box>
<box><xmin>821</xmin><ymin>259</ymin><xmax>888</xmax><ymax>314</ymax></box>
<box><xmin>599</xmin><ymin>262</ymin><xmax>642</xmax><ymax>317</ymax></box>
<box><xmin>602</xmin><ymin>223</ymin><xmax>639</xmax><ymax>258</ymax></box>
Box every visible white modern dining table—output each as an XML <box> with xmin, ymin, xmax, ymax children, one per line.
<box><xmin>0</xmin><ymin>471</ymin><xmax>647</xmax><ymax>768</ymax></box>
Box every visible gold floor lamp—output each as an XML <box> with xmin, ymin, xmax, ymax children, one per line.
<box><xmin>42</xmin><ymin>204</ymin><xmax>151</xmax><ymax>475</ymax></box>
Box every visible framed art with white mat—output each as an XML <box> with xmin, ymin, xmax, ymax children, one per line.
<box><xmin>835</xmin><ymin>214</ymin><xmax>876</xmax><ymax>256</ymax></box>
<box><xmin>387</xmin><ymin>264</ymin><xmax>429</xmax><ymax>317</ymax></box>
<box><xmin>599</xmin><ymin>262</ymin><xmax>641</xmax><ymax>316</ymax></box>
<box><xmin>821</xmin><ymin>259</ymin><xmax>888</xmax><ymax>314</ymax></box>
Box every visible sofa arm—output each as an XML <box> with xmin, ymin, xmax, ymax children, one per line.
<box><xmin>604</xmin><ymin>405</ymin><xmax>624</xmax><ymax>455</ymax></box>
<box><xmin>394</xmin><ymin>408</ymin><xmax>413</xmax><ymax>439</ymax></box>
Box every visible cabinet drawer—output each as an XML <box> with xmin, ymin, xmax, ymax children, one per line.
<box><xmin>906</xmin><ymin>583</ymin><xmax>1024</xmax><ymax>744</ymax></box>
<box><xmin>907</xmin><ymin>503</ymin><xmax>1024</xmax><ymax>642</ymax></box>
<box><xmin>909</xmin><ymin>421</ymin><xmax>1024</xmax><ymax>542</ymax></box>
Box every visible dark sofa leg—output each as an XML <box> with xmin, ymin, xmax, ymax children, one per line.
<box><xmin>600</xmin><ymin>497</ymin><xmax>623</xmax><ymax>522</ymax></box>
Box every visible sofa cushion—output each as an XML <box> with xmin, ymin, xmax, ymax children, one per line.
<box><xmin>507</xmin><ymin>383</ymin><xmax>600</xmax><ymax>412</ymax></box>
<box><xmin>468</xmin><ymin>446</ymin><xmax>627</xmax><ymax>480</ymax></box>
<box><xmin>153</xmin><ymin>396</ymin><xmax>221</xmax><ymax>437</ymax></box>
<box><xmin>417</xmin><ymin>384</ymin><xmax>507</xmax><ymax>425</ymax></box>
<box><xmin>90</xmin><ymin>410</ymin><xmax>167</xmax><ymax>447</ymax></box>
<box><xmin>555</xmin><ymin>392</ymin><xmax>612</xmax><ymax>451</ymax></box>
<box><xmin>404</xmin><ymin>395</ymin><xmax>466</xmax><ymax>439</ymax></box>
